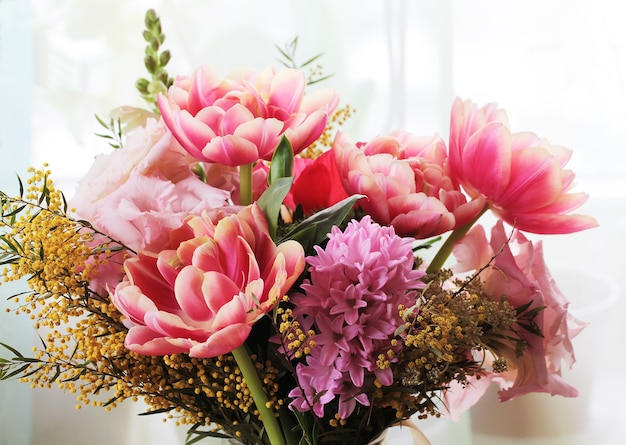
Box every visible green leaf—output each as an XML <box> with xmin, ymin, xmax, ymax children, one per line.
<box><xmin>413</xmin><ymin>235</ymin><xmax>442</xmax><ymax>251</ymax></box>
<box><xmin>0</xmin><ymin>342</ymin><xmax>25</xmax><ymax>358</ymax></box>
<box><xmin>184</xmin><ymin>429</ymin><xmax>229</xmax><ymax>445</ymax></box>
<box><xmin>138</xmin><ymin>407</ymin><xmax>173</xmax><ymax>416</ymax></box>
<box><xmin>3</xmin><ymin>204</ymin><xmax>26</xmax><ymax>218</ymax></box>
<box><xmin>257</xmin><ymin>177</ymin><xmax>294</xmax><ymax>239</ymax></box>
<box><xmin>268</xmin><ymin>136</ymin><xmax>294</xmax><ymax>185</ymax></box>
<box><xmin>279</xmin><ymin>194</ymin><xmax>364</xmax><ymax>253</ymax></box>
<box><xmin>17</xmin><ymin>174</ymin><xmax>24</xmax><ymax>198</ymax></box>
<box><xmin>1</xmin><ymin>363</ymin><xmax>32</xmax><ymax>380</ymax></box>
<box><xmin>299</xmin><ymin>53</ymin><xmax>324</xmax><ymax>68</ymax></box>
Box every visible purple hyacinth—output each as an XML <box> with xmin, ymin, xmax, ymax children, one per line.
<box><xmin>288</xmin><ymin>216</ymin><xmax>425</xmax><ymax>419</ymax></box>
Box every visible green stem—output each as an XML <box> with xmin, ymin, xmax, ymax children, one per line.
<box><xmin>426</xmin><ymin>204</ymin><xmax>488</xmax><ymax>274</ymax></box>
<box><xmin>231</xmin><ymin>345</ymin><xmax>286</xmax><ymax>445</ymax></box>
<box><xmin>240</xmin><ymin>163</ymin><xmax>253</xmax><ymax>206</ymax></box>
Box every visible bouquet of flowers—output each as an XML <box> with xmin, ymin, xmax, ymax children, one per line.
<box><xmin>0</xmin><ymin>9</ymin><xmax>597</xmax><ymax>445</ymax></box>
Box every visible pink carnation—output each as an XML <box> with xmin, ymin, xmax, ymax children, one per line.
<box><xmin>443</xmin><ymin>221</ymin><xmax>587</xmax><ymax>419</ymax></box>
<box><xmin>71</xmin><ymin>119</ymin><xmax>230</xmax><ymax>253</ymax></box>
<box><xmin>288</xmin><ymin>216</ymin><xmax>425</xmax><ymax>419</ymax></box>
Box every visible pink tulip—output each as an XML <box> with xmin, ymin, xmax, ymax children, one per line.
<box><xmin>158</xmin><ymin>65</ymin><xmax>339</xmax><ymax>166</ymax></box>
<box><xmin>333</xmin><ymin>131</ymin><xmax>485</xmax><ymax>239</ymax></box>
<box><xmin>449</xmin><ymin>98</ymin><xmax>598</xmax><ymax>234</ymax></box>
<box><xmin>451</xmin><ymin>222</ymin><xmax>586</xmax><ymax>404</ymax></box>
<box><xmin>111</xmin><ymin>204</ymin><xmax>306</xmax><ymax>358</ymax></box>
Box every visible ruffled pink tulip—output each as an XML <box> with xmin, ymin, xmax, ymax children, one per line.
<box><xmin>333</xmin><ymin>131</ymin><xmax>485</xmax><ymax>239</ymax></box>
<box><xmin>449</xmin><ymin>98</ymin><xmax>598</xmax><ymax>234</ymax></box>
<box><xmin>158</xmin><ymin>65</ymin><xmax>339</xmax><ymax>166</ymax></box>
<box><xmin>450</xmin><ymin>221</ymin><xmax>586</xmax><ymax>406</ymax></box>
<box><xmin>112</xmin><ymin>204</ymin><xmax>306</xmax><ymax>358</ymax></box>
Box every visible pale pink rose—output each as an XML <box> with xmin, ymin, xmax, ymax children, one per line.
<box><xmin>111</xmin><ymin>204</ymin><xmax>306</xmax><ymax>358</ymax></box>
<box><xmin>158</xmin><ymin>65</ymin><xmax>339</xmax><ymax>166</ymax></box>
<box><xmin>87</xmin><ymin>175</ymin><xmax>229</xmax><ymax>252</ymax></box>
<box><xmin>450</xmin><ymin>222</ymin><xmax>586</xmax><ymax>405</ymax></box>
<box><xmin>449</xmin><ymin>97</ymin><xmax>597</xmax><ymax>234</ymax></box>
<box><xmin>71</xmin><ymin>119</ymin><xmax>230</xmax><ymax>253</ymax></box>
<box><xmin>72</xmin><ymin>119</ymin><xmax>192</xmax><ymax>205</ymax></box>
<box><xmin>333</xmin><ymin>131</ymin><xmax>485</xmax><ymax>239</ymax></box>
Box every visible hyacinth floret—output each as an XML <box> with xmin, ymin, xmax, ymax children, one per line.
<box><xmin>289</xmin><ymin>216</ymin><xmax>425</xmax><ymax>419</ymax></box>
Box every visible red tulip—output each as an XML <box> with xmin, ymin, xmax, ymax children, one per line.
<box><xmin>289</xmin><ymin>150</ymin><xmax>349</xmax><ymax>215</ymax></box>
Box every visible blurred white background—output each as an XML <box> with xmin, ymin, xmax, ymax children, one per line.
<box><xmin>1</xmin><ymin>1</ymin><xmax>624</xmax><ymax>444</ymax></box>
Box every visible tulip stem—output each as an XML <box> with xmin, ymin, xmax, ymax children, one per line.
<box><xmin>240</xmin><ymin>163</ymin><xmax>253</xmax><ymax>206</ymax></box>
<box><xmin>232</xmin><ymin>345</ymin><xmax>286</xmax><ymax>445</ymax></box>
<box><xmin>426</xmin><ymin>204</ymin><xmax>488</xmax><ymax>274</ymax></box>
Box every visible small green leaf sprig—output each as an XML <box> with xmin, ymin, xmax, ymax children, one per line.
<box><xmin>276</xmin><ymin>37</ymin><xmax>332</xmax><ymax>86</ymax></box>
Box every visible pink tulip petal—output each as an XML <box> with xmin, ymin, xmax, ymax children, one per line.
<box><xmin>503</xmin><ymin>211</ymin><xmax>599</xmax><ymax>234</ymax></box>
<box><xmin>284</xmin><ymin>109</ymin><xmax>328</xmax><ymax>153</ymax></box>
<box><xmin>536</xmin><ymin>191</ymin><xmax>589</xmax><ymax>214</ymax></box>
<box><xmin>497</xmin><ymin>147</ymin><xmax>562</xmax><ymax>211</ymax></box>
<box><xmin>362</xmin><ymin>136</ymin><xmax>402</xmax><ymax>157</ymax></box>
<box><xmin>125</xmin><ymin>325</ymin><xmax>193</xmax><ymax>355</ymax></box>
<box><xmin>451</xmin><ymin>195</ymin><xmax>488</xmax><ymax>228</ymax></box>
<box><xmin>166</xmin><ymin>85</ymin><xmax>191</xmax><ymax>109</ymax></box>
<box><xmin>212</xmin><ymin>216</ymin><xmax>259</xmax><ymax>282</ymax></box>
<box><xmin>158</xmin><ymin>99</ymin><xmax>213</xmax><ymax>161</ymax></box>
<box><xmin>194</xmin><ymin>106</ymin><xmax>227</xmax><ymax>133</ymax></box>
<box><xmin>220</xmin><ymin>103</ymin><xmax>256</xmax><ymax>134</ymax></box>
<box><xmin>211</xmin><ymin>295</ymin><xmax>250</xmax><ymax>331</ymax></box>
<box><xmin>300</xmin><ymin>88</ymin><xmax>340</xmax><ymax>115</ymax></box>
<box><xmin>268</xmin><ymin>241</ymin><xmax>307</xmax><ymax>289</ymax></box>
<box><xmin>144</xmin><ymin>310</ymin><xmax>207</xmax><ymax>340</ymax></box>
<box><xmin>112</xmin><ymin>282</ymin><xmax>159</xmax><ymax>325</ymax></box>
<box><xmin>232</xmin><ymin>118</ymin><xmax>284</xmax><ymax>161</ymax></box>
<box><xmin>124</xmin><ymin>254</ymin><xmax>178</xmax><ymax>311</ymax></box>
<box><xmin>388</xmin><ymin>194</ymin><xmax>455</xmax><ymax>237</ymax></box>
<box><xmin>173</xmin><ymin>266</ymin><xmax>213</xmax><ymax>322</ymax></box>
<box><xmin>156</xmin><ymin>251</ymin><xmax>182</xmax><ymax>287</ymax></box>
<box><xmin>202</xmin><ymin>135</ymin><xmax>260</xmax><ymax>166</ymax></box>
<box><xmin>201</xmin><ymin>271</ymin><xmax>241</xmax><ymax>313</ymax></box>
<box><xmin>189</xmin><ymin>323</ymin><xmax>252</xmax><ymax>358</ymax></box>
<box><xmin>462</xmin><ymin>122</ymin><xmax>512</xmax><ymax>199</ymax></box>
<box><xmin>268</xmin><ymin>69</ymin><xmax>305</xmax><ymax>113</ymax></box>
<box><xmin>177</xmin><ymin>238</ymin><xmax>211</xmax><ymax>266</ymax></box>
<box><xmin>188</xmin><ymin>66</ymin><xmax>226</xmax><ymax>112</ymax></box>
<box><xmin>448</xmin><ymin>98</ymin><xmax>595</xmax><ymax>235</ymax></box>
<box><xmin>189</xmin><ymin>240</ymin><xmax>221</xmax><ymax>271</ymax></box>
